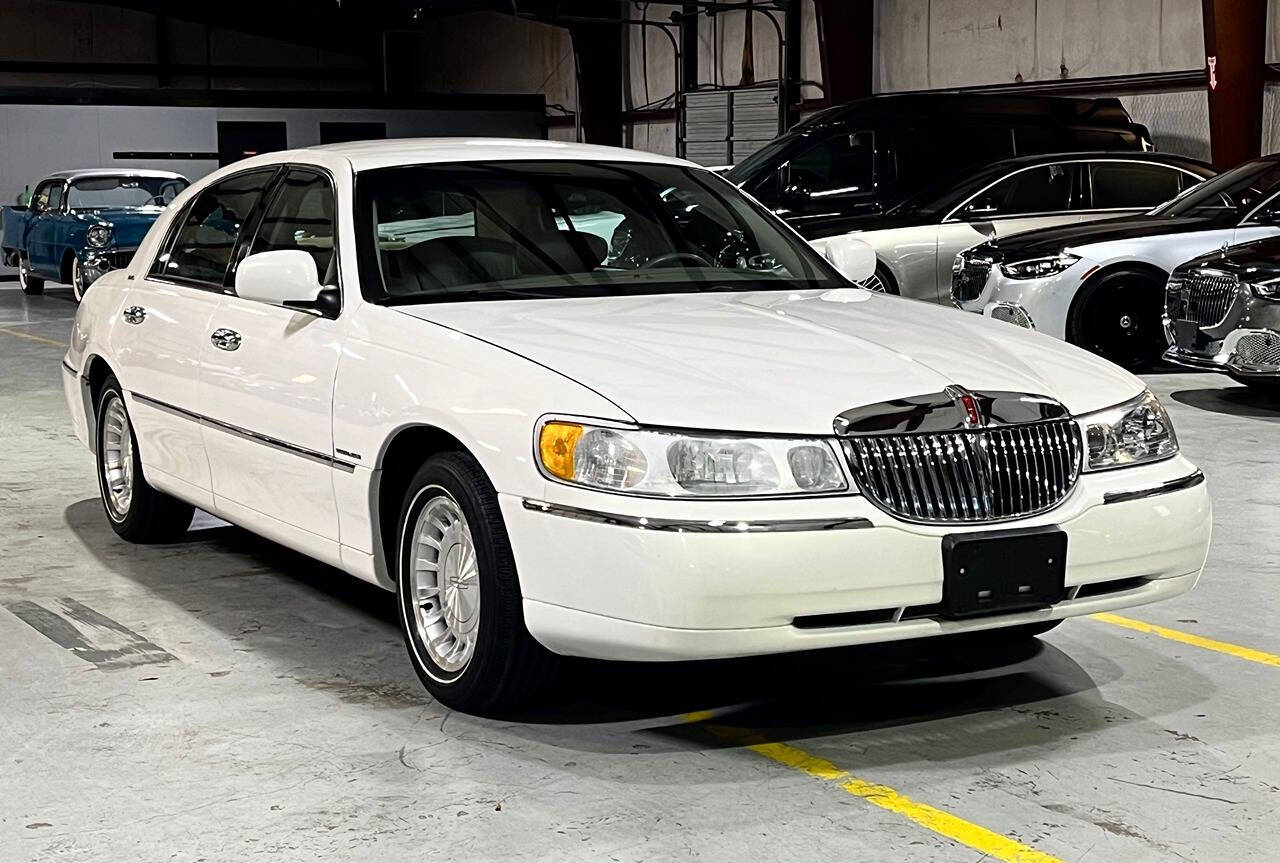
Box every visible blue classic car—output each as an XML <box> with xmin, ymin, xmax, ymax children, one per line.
<box><xmin>2</xmin><ymin>169</ymin><xmax>188</xmax><ymax>300</ymax></box>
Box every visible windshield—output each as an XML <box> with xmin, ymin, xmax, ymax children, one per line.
<box><xmin>356</xmin><ymin>160</ymin><xmax>843</xmax><ymax>304</ymax></box>
<box><xmin>724</xmin><ymin>135</ymin><xmax>800</xmax><ymax>185</ymax></box>
<box><xmin>67</xmin><ymin>176</ymin><xmax>188</xmax><ymax>210</ymax></box>
<box><xmin>1152</xmin><ymin>160</ymin><xmax>1280</xmax><ymax>219</ymax></box>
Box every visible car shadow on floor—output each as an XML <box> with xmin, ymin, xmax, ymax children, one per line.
<box><xmin>64</xmin><ymin>498</ymin><xmax>1215</xmax><ymax>763</ymax></box>
<box><xmin>1169</xmin><ymin>385</ymin><xmax>1280</xmax><ymax>419</ymax></box>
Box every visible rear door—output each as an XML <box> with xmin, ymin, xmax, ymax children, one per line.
<box><xmin>199</xmin><ymin>167</ymin><xmax>346</xmax><ymax>551</ymax></box>
<box><xmin>112</xmin><ymin>167</ymin><xmax>278</xmax><ymax>508</ymax></box>
<box><xmin>1084</xmin><ymin>160</ymin><xmax>1195</xmax><ymax>220</ymax></box>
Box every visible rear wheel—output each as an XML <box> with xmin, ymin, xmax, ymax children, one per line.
<box><xmin>95</xmin><ymin>377</ymin><xmax>194</xmax><ymax>542</ymax></box>
<box><xmin>1068</xmin><ymin>268</ymin><xmax>1166</xmax><ymax>369</ymax></box>
<box><xmin>18</xmin><ymin>255</ymin><xmax>44</xmax><ymax>295</ymax></box>
<box><xmin>396</xmin><ymin>452</ymin><xmax>558</xmax><ymax>713</ymax></box>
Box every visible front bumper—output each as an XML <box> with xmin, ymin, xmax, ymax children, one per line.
<box><xmin>504</xmin><ymin>455</ymin><xmax>1211</xmax><ymax>661</ymax></box>
<box><xmin>955</xmin><ymin>260</ymin><xmax>1093</xmax><ymax>341</ymax></box>
<box><xmin>1163</xmin><ymin>292</ymin><xmax>1280</xmax><ymax>378</ymax></box>
<box><xmin>79</xmin><ymin>247</ymin><xmax>136</xmax><ymax>286</ymax></box>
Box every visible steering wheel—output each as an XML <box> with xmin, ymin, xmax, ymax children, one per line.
<box><xmin>641</xmin><ymin>251</ymin><xmax>711</xmax><ymax>269</ymax></box>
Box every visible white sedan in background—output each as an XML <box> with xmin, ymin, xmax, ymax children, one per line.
<box><xmin>954</xmin><ymin>155</ymin><xmax>1280</xmax><ymax>367</ymax></box>
<box><xmin>63</xmin><ymin>139</ymin><xmax>1210</xmax><ymax>712</ymax></box>
<box><xmin>811</xmin><ymin>152</ymin><xmax>1213</xmax><ymax>302</ymax></box>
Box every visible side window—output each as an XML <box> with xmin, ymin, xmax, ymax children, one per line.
<box><xmin>152</xmin><ymin>169</ymin><xmax>275</xmax><ymax>287</ymax></box>
<box><xmin>976</xmin><ymin>163</ymin><xmax>1075</xmax><ymax>218</ymax></box>
<box><xmin>1090</xmin><ymin>163</ymin><xmax>1183</xmax><ymax>209</ymax></box>
<box><xmin>249</xmin><ymin>169</ymin><xmax>336</xmax><ymax>283</ymax></box>
<box><xmin>45</xmin><ymin>183</ymin><xmax>65</xmax><ymax>212</ymax></box>
<box><xmin>786</xmin><ymin>131</ymin><xmax>874</xmax><ymax>197</ymax></box>
<box><xmin>30</xmin><ymin>181</ymin><xmax>55</xmax><ymax>212</ymax></box>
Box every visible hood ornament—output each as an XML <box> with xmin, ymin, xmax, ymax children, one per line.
<box><xmin>944</xmin><ymin>385</ymin><xmax>984</xmax><ymax>428</ymax></box>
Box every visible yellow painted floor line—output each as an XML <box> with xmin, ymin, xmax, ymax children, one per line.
<box><xmin>686</xmin><ymin>717</ymin><xmax>1064</xmax><ymax>863</ymax></box>
<box><xmin>0</xmin><ymin>325</ymin><xmax>64</xmax><ymax>348</ymax></box>
<box><xmin>1093</xmin><ymin>612</ymin><xmax>1280</xmax><ymax>668</ymax></box>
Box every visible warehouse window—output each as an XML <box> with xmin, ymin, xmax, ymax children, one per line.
<box><xmin>153</xmin><ymin>169</ymin><xmax>275</xmax><ymax>288</ymax></box>
<box><xmin>250</xmin><ymin>169</ymin><xmax>336</xmax><ymax>282</ymax></box>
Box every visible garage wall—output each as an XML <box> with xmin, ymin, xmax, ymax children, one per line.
<box><xmin>0</xmin><ymin>0</ymin><xmax>370</xmax><ymax>91</ymax></box>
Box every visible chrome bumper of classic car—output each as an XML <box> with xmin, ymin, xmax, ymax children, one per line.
<box><xmin>80</xmin><ymin>247</ymin><xmax>137</xmax><ymax>285</ymax></box>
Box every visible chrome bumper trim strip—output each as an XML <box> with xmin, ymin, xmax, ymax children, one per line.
<box><xmin>1103</xmin><ymin>470</ymin><xmax>1205</xmax><ymax>505</ymax></box>
<box><xmin>521</xmin><ymin>499</ymin><xmax>874</xmax><ymax>532</ymax></box>
<box><xmin>130</xmin><ymin>391</ymin><xmax>357</xmax><ymax>473</ymax></box>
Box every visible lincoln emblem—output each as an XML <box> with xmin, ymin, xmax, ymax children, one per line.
<box><xmin>945</xmin><ymin>385</ymin><xmax>984</xmax><ymax>428</ymax></box>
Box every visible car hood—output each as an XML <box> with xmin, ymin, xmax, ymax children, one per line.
<box><xmin>1175</xmin><ymin>234</ymin><xmax>1280</xmax><ymax>279</ymax></box>
<box><xmin>987</xmin><ymin>215</ymin><xmax>1219</xmax><ymax>258</ymax></box>
<box><xmin>73</xmin><ymin>207</ymin><xmax>166</xmax><ymax>248</ymax></box>
<box><xmin>395</xmin><ymin>289</ymin><xmax>1143</xmax><ymax>434</ymax></box>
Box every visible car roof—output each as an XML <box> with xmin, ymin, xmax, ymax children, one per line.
<box><xmin>47</xmin><ymin>168</ymin><xmax>187</xmax><ymax>181</ymax></box>
<box><xmin>304</xmin><ymin>137</ymin><xmax>696</xmax><ymax>172</ymax></box>
<box><xmin>972</xmin><ymin>150</ymin><xmax>1214</xmax><ymax>172</ymax></box>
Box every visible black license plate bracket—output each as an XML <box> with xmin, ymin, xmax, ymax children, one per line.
<box><xmin>1174</xmin><ymin>318</ymin><xmax>1200</xmax><ymax>345</ymax></box>
<box><xmin>941</xmin><ymin>527</ymin><xmax>1067</xmax><ymax>619</ymax></box>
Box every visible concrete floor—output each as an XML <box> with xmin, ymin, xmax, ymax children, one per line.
<box><xmin>2</xmin><ymin>283</ymin><xmax>1279</xmax><ymax>863</ymax></box>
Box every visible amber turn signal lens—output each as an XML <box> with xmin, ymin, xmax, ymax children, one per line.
<box><xmin>539</xmin><ymin>422</ymin><xmax>583</xmax><ymax>480</ymax></box>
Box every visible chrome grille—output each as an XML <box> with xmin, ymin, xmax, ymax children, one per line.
<box><xmin>1184</xmin><ymin>270</ymin><xmax>1239</xmax><ymax>328</ymax></box>
<box><xmin>952</xmin><ymin>255</ymin><xmax>993</xmax><ymax>302</ymax></box>
<box><xmin>842</xmin><ymin>420</ymin><xmax>1081</xmax><ymax>524</ymax></box>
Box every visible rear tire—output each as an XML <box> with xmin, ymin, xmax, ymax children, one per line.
<box><xmin>95</xmin><ymin>376</ymin><xmax>194</xmax><ymax>543</ymax></box>
<box><xmin>396</xmin><ymin>452</ymin><xmax>558</xmax><ymax>713</ymax></box>
<box><xmin>1067</xmin><ymin>268</ymin><xmax>1166</xmax><ymax>369</ymax></box>
<box><xmin>18</xmin><ymin>255</ymin><xmax>44</xmax><ymax>295</ymax></box>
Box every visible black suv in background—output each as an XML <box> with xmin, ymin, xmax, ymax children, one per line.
<box><xmin>726</xmin><ymin>92</ymin><xmax>1153</xmax><ymax>240</ymax></box>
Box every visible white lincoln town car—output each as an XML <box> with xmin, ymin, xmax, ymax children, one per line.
<box><xmin>62</xmin><ymin>139</ymin><xmax>1211</xmax><ymax>712</ymax></box>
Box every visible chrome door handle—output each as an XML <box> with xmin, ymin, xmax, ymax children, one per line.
<box><xmin>210</xmin><ymin>328</ymin><xmax>242</xmax><ymax>351</ymax></box>
<box><xmin>122</xmin><ymin>306</ymin><xmax>146</xmax><ymax>325</ymax></box>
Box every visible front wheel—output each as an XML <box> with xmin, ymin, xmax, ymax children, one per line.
<box><xmin>396</xmin><ymin>452</ymin><xmax>558</xmax><ymax>713</ymax></box>
<box><xmin>95</xmin><ymin>377</ymin><xmax>194</xmax><ymax>542</ymax></box>
<box><xmin>857</xmin><ymin>262</ymin><xmax>900</xmax><ymax>295</ymax></box>
<box><xmin>71</xmin><ymin>256</ymin><xmax>89</xmax><ymax>302</ymax></box>
<box><xmin>1067</xmin><ymin>268</ymin><xmax>1166</xmax><ymax>369</ymax></box>
<box><xmin>18</xmin><ymin>255</ymin><xmax>44</xmax><ymax>296</ymax></box>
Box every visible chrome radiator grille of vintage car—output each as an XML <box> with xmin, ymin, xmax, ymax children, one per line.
<box><xmin>1182</xmin><ymin>270</ymin><xmax>1239</xmax><ymax>328</ymax></box>
<box><xmin>841</xmin><ymin>419</ymin><xmax>1082</xmax><ymax>524</ymax></box>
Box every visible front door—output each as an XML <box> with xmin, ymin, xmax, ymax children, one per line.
<box><xmin>936</xmin><ymin>162</ymin><xmax>1083</xmax><ymax>299</ymax></box>
<box><xmin>26</xmin><ymin>180</ymin><xmax>64</xmax><ymax>278</ymax></box>
<box><xmin>199</xmin><ymin>168</ymin><xmax>345</xmax><ymax>547</ymax></box>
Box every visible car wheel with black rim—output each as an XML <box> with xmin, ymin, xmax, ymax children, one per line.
<box><xmin>397</xmin><ymin>452</ymin><xmax>558</xmax><ymax>713</ymax></box>
<box><xmin>1068</xmin><ymin>268</ymin><xmax>1166</xmax><ymax>369</ymax></box>
<box><xmin>95</xmin><ymin>376</ymin><xmax>194</xmax><ymax>542</ymax></box>
<box><xmin>18</xmin><ymin>255</ymin><xmax>44</xmax><ymax>296</ymax></box>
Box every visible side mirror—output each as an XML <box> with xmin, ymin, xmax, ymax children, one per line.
<box><xmin>235</xmin><ymin>250</ymin><xmax>332</xmax><ymax>315</ymax></box>
<box><xmin>824</xmin><ymin>235</ymin><xmax>877</xmax><ymax>283</ymax></box>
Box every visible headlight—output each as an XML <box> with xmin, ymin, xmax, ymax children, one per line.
<box><xmin>537</xmin><ymin>421</ymin><xmax>848</xmax><ymax>497</ymax></box>
<box><xmin>1000</xmin><ymin>253</ymin><xmax>1080</xmax><ymax>280</ymax></box>
<box><xmin>1078</xmin><ymin>390</ymin><xmax>1178</xmax><ymax>471</ymax></box>
<box><xmin>1251</xmin><ymin>277</ymin><xmax>1280</xmax><ymax>301</ymax></box>
<box><xmin>86</xmin><ymin>224</ymin><xmax>112</xmax><ymax>248</ymax></box>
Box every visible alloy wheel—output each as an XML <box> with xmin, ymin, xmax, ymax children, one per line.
<box><xmin>100</xmin><ymin>395</ymin><xmax>135</xmax><ymax>520</ymax></box>
<box><xmin>408</xmin><ymin>492</ymin><xmax>481</xmax><ymax>674</ymax></box>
